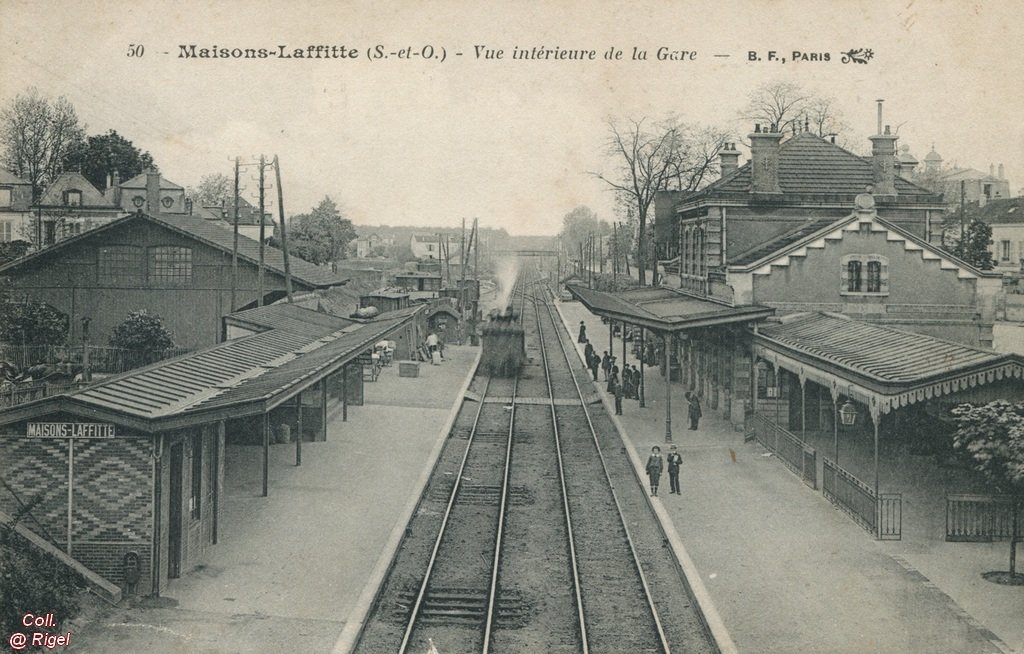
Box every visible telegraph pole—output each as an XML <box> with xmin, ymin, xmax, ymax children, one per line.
<box><xmin>257</xmin><ymin>155</ymin><xmax>266</xmax><ymax>307</ymax></box>
<box><xmin>231</xmin><ymin>157</ymin><xmax>240</xmax><ymax>312</ymax></box>
<box><xmin>273</xmin><ymin>155</ymin><xmax>293</xmax><ymax>303</ymax></box>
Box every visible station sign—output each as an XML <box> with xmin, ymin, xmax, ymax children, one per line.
<box><xmin>26</xmin><ymin>422</ymin><xmax>116</xmax><ymax>439</ymax></box>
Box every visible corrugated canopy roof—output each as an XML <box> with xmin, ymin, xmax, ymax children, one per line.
<box><xmin>754</xmin><ymin>312</ymin><xmax>1024</xmax><ymax>416</ymax></box>
<box><xmin>568</xmin><ymin>284</ymin><xmax>774</xmax><ymax>331</ymax></box>
<box><xmin>224</xmin><ymin>303</ymin><xmax>356</xmax><ymax>337</ymax></box>
<box><xmin>0</xmin><ymin>312</ymin><xmax>417</xmax><ymax>431</ymax></box>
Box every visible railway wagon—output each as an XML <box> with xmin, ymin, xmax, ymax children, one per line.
<box><xmin>481</xmin><ymin>306</ymin><xmax>525</xmax><ymax>376</ymax></box>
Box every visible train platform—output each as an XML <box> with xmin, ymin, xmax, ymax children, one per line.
<box><xmin>555</xmin><ymin>298</ymin><xmax>1021</xmax><ymax>654</ymax></box>
<box><xmin>65</xmin><ymin>346</ymin><xmax>480</xmax><ymax>654</ymax></box>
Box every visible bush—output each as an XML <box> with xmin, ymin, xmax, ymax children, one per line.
<box><xmin>0</xmin><ymin>282</ymin><xmax>69</xmax><ymax>346</ymax></box>
<box><xmin>109</xmin><ymin>310</ymin><xmax>174</xmax><ymax>353</ymax></box>
<box><xmin>0</xmin><ymin>519</ymin><xmax>87</xmax><ymax>649</ymax></box>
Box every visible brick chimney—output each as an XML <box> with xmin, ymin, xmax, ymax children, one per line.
<box><xmin>999</xmin><ymin>163</ymin><xmax>1005</xmax><ymax>179</ymax></box>
<box><xmin>112</xmin><ymin>171</ymin><xmax>121</xmax><ymax>207</ymax></box>
<box><xmin>719</xmin><ymin>142</ymin><xmax>740</xmax><ymax>178</ymax></box>
<box><xmin>748</xmin><ymin>124</ymin><xmax>783</xmax><ymax>194</ymax></box>
<box><xmin>869</xmin><ymin>100</ymin><xmax>898</xmax><ymax>196</ymax></box>
<box><xmin>145</xmin><ymin>169</ymin><xmax>160</xmax><ymax>215</ymax></box>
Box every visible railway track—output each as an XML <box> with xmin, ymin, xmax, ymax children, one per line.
<box><xmin>352</xmin><ymin>266</ymin><xmax>718</xmax><ymax>654</ymax></box>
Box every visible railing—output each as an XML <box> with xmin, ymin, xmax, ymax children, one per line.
<box><xmin>750</xmin><ymin>413</ymin><xmax>817</xmax><ymax>488</ymax></box>
<box><xmin>946</xmin><ymin>494</ymin><xmax>1022</xmax><ymax>542</ymax></box>
<box><xmin>0</xmin><ymin>343</ymin><xmax>190</xmax><ymax>375</ymax></box>
<box><xmin>0</xmin><ymin>381</ymin><xmax>86</xmax><ymax>409</ymax></box>
<box><xmin>822</xmin><ymin>457</ymin><xmax>902</xmax><ymax>540</ymax></box>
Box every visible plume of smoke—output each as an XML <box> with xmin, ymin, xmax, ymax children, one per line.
<box><xmin>494</xmin><ymin>257</ymin><xmax>520</xmax><ymax>308</ymax></box>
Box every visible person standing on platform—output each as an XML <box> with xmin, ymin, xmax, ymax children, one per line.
<box><xmin>425</xmin><ymin>331</ymin><xmax>439</xmax><ymax>364</ymax></box>
<box><xmin>622</xmin><ymin>365</ymin><xmax>634</xmax><ymax>400</ymax></box>
<box><xmin>607</xmin><ymin>364</ymin><xmax>619</xmax><ymax>393</ymax></box>
<box><xmin>667</xmin><ymin>445</ymin><xmax>683</xmax><ymax>494</ymax></box>
<box><xmin>686</xmin><ymin>391</ymin><xmax>702</xmax><ymax>430</ymax></box>
<box><xmin>588</xmin><ymin>351</ymin><xmax>600</xmax><ymax>381</ymax></box>
<box><xmin>631</xmin><ymin>365</ymin><xmax>643</xmax><ymax>400</ymax></box>
<box><xmin>613</xmin><ymin>378</ymin><xmax>624</xmax><ymax>415</ymax></box>
<box><xmin>577</xmin><ymin>320</ymin><xmax>587</xmax><ymax>343</ymax></box>
<box><xmin>584</xmin><ymin>339</ymin><xmax>594</xmax><ymax>363</ymax></box>
<box><xmin>601</xmin><ymin>351</ymin><xmax>611</xmax><ymax>381</ymax></box>
<box><xmin>645</xmin><ymin>446</ymin><xmax>663</xmax><ymax>496</ymax></box>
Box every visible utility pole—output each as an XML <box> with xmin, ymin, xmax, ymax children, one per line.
<box><xmin>273</xmin><ymin>155</ymin><xmax>293</xmax><ymax>303</ymax></box>
<box><xmin>257</xmin><ymin>155</ymin><xmax>266</xmax><ymax>307</ymax></box>
<box><xmin>460</xmin><ymin>218</ymin><xmax>466</xmax><ymax>312</ymax></box>
<box><xmin>959</xmin><ymin>179</ymin><xmax>966</xmax><ymax>257</ymax></box>
<box><xmin>231</xmin><ymin>157</ymin><xmax>240</xmax><ymax>312</ymax></box>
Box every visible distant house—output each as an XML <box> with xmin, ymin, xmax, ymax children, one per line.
<box><xmin>0</xmin><ymin>168</ymin><xmax>34</xmax><ymax>243</ymax></box>
<box><xmin>353</xmin><ymin>232</ymin><xmax>383</xmax><ymax>258</ymax></box>
<box><xmin>200</xmin><ymin>196</ymin><xmax>275</xmax><ymax>242</ymax></box>
<box><xmin>34</xmin><ymin>171</ymin><xmax>124</xmax><ymax>245</ymax></box>
<box><xmin>973</xmin><ymin>196</ymin><xmax>1024</xmax><ymax>272</ymax></box>
<box><xmin>116</xmin><ymin>171</ymin><xmax>188</xmax><ymax>214</ymax></box>
<box><xmin>0</xmin><ymin>211</ymin><xmax>348</xmax><ymax>349</ymax></box>
<box><xmin>410</xmin><ymin>233</ymin><xmax>439</xmax><ymax>259</ymax></box>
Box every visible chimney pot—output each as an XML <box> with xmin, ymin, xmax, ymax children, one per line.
<box><xmin>755</xmin><ymin>124</ymin><xmax>761</xmax><ymax>133</ymax></box>
<box><xmin>998</xmin><ymin>163</ymin><xmax>1005</xmax><ymax>179</ymax></box>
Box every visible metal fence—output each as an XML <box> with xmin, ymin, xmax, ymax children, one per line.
<box><xmin>946</xmin><ymin>494</ymin><xmax>1022</xmax><ymax>542</ymax></box>
<box><xmin>750</xmin><ymin>413</ymin><xmax>817</xmax><ymax>488</ymax></box>
<box><xmin>0</xmin><ymin>381</ymin><xmax>86</xmax><ymax>409</ymax></box>
<box><xmin>822</xmin><ymin>457</ymin><xmax>902</xmax><ymax>540</ymax></box>
<box><xmin>0</xmin><ymin>343</ymin><xmax>190</xmax><ymax>375</ymax></box>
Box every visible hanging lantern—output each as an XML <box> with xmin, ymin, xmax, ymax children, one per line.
<box><xmin>839</xmin><ymin>399</ymin><xmax>858</xmax><ymax>426</ymax></box>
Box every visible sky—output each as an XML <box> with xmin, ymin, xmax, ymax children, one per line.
<box><xmin>1</xmin><ymin>0</ymin><xmax>1022</xmax><ymax>235</ymax></box>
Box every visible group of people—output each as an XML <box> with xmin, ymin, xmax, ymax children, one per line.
<box><xmin>578</xmin><ymin>320</ymin><xmax>644</xmax><ymax>416</ymax></box>
<box><xmin>644</xmin><ymin>445</ymin><xmax>683</xmax><ymax>497</ymax></box>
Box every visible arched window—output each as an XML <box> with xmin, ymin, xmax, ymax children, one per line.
<box><xmin>846</xmin><ymin>260</ymin><xmax>862</xmax><ymax>292</ymax></box>
<box><xmin>842</xmin><ymin>254</ymin><xmax>889</xmax><ymax>295</ymax></box>
<box><xmin>866</xmin><ymin>260</ymin><xmax>882</xmax><ymax>293</ymax></box>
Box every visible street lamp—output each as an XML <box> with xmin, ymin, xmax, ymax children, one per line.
<box><xmin>839</xmin><ymin>399</ymin><xmax>858</xmax><ymax>426</ymax></box>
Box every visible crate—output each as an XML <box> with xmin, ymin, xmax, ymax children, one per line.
<box><xmin>399</xmin><ymin>361</ymin><xmax>420</xmax><ymax>378</ymax></box>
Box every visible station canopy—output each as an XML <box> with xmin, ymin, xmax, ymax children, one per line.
<box><xmin>0</xmin><ymin>307</ymin><xmax>421</xmax><ymax>433</ymax></box>
<box><xmin>567</xmin><ymin>284</ymin><xmax>774</xmax><ymax>332</ymax></box>
<box><xmin>753</xmin><ymin>312</ymin><xmax>1024</xmax><ymax>417</ymax></box>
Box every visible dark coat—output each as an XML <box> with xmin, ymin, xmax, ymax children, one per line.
<box><xmin>667</xmin><ymin>452</ymin><xmax>682</xmax><ymax>473</ymax></box>
<box><xmin>645</xmin><ymin>454</ymin><xmax>663</xmax><ymax>481</ymax></box>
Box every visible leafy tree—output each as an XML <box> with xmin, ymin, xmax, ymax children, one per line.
<box><xmin>591</xmin><ymin>117</ymin><xmax>728</xmax><ymax>285</ymax></box>
<box><xmin>1</xmin><ymin>511</ymin><xmax>86</xmax><ymax>649</ymax></box>
<box><xmin>63</xmin><ymin>130</ymin><xmax>156</xmax><ymax>192</ymax></box>
<box><xmin>0</xmin><ymin>282</ymin><xmax>69</xmax><ymax>345</ymax></box>
<box><xmin>1</xmin><ymin>87</ymin><xmax>85</xmax><ymax>201</ymax></box>
<box><xmin>0</xmin><ymin>240</ymin><xmax>32</xmax><ymax>266</ymax></box>
<box><xmin>959</xmin><ymin>218</ymin><xmax>995</xmax><ymax>270</ymax></box>
<box><xmin>287</xmin><ymin>197</ymin><xmax>357</xmax><ymax>265</ymax></box>
<box><xmin>186</xmin><ymin>173</ymin><xmax>232</xmax><ymax>206</ymax></box>
<box><xmin>109</xmin><ymin>310</ymin><xmax>174</xmax><ymax>356</ymax></box>
<box><xmin>558</xmin><ymin>206</ymin><xmax>609</xmax><ymax>256</ymax></box>
<box><xmin>951</xmin><ymin>400</ymin><xmax>1024</xmax><ymax>579</ymax></box>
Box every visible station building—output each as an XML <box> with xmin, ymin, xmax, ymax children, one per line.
<box><xmin>0</xmin><ymin>304</ymin><xmax>422</xmax><ymax>599</ymax></box>
<box><xmin>0</xmin><ymin>209</ymin><xmax>348</xmax><ymax>349</ymax></box>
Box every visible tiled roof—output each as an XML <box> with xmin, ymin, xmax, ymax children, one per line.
<box><xmin>568</xmin><ymin>284</ymin><xmax>773</xmax><ymax>331</ymax></box>
<box><xmin>684</xmin><ymin>133</ymin><xmax>939</xmax><ymax>202</ymax></box>
<box><xmin>0</xmin><ymin>212</ymin><xmax>349</xmax><ymax>288</ymax></box>
<box><xmin>728</xmin><ymin>217</ymin><xmax>839</xmax><ymax>266</ymax></box>
<box><xmin>38</xmin><ymin>172</ymin><xmax>115</xmax><ymax>207</ymax></box>
<box><xmin>119</xmin><ymin>172</ymin><xmax>184</xmax><ymax>190</ymax></box>
<box><xmin>976</xmin><ymin>197</ymin><xmax>1024</xmax><ymax>225</ymax></box>
<box><xmin>225</xmin><ymin>303</ymin><xmax>356</xmax><ymax>337</ymax></box>
<box><xmin>0</xmin><ymin>168</ymin><xmax>29</xmax><ymax>185</ymax></box>
<box><xmin>202</xmin><ymin>196</ymin><xmax>274</xmax><ymax>226</ymax></box>
<box><xmin>758</xmin><ymin>313</ymin><xmax>1003</xmax><ymax>384</ymax></box>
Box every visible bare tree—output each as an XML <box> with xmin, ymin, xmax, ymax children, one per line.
<box><xmin>591</xmin><ymin>117</ymin><xmax>728</xmax><ymax>286</ymax></box>
<box><xmin>740</xmin><ymin>81</ymin><xmax>809</xmax><ymax>134</ymax></box>
<box><xmin>805</xmin><ymin>94</ymin><xmax>852</xmax><ymax>145</ymax></box>
<box><xmin>1</xmin><ymin>88</ymin><xmax>84</xmax><ymax>201</ymax></box>
<box><xmin>187</xmin><ymin>173</ymin><xmax>233</xmax><ymax>206</ymax></box>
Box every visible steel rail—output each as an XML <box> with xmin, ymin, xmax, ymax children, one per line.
<box><xmin>399</xmin><ymin>275</ymin><xmax>525</xmax><ymax>654</ymax></box>
<box><xmin>482</xmin><ymin>276</ymin><xmax>526</xmax><ymax>653</ymax></box>
<box><xmin>537</xmin><ymin>283</ymin><xmax>673</xmax><ymax>654</ymax></box>
<box><xmin>528</xmin><ymin>270</ymin><xmax>590</xmax><ymax>654</ymax></box>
